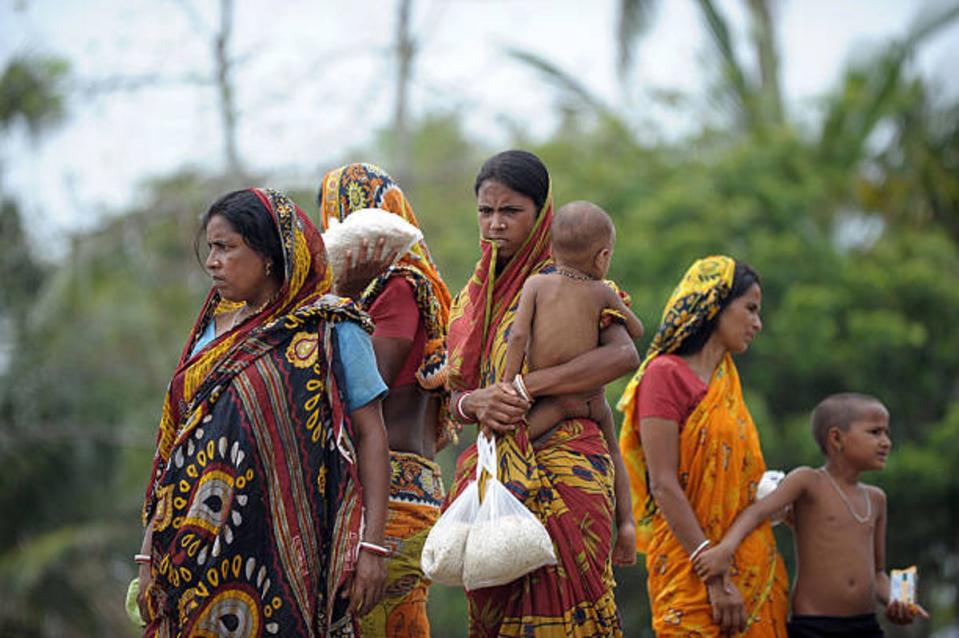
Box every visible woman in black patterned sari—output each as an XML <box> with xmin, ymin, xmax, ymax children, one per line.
<box><xmin>137</xmin><ymin>188</ymin><xmax>389</xmax><ymax>637</ymax></box>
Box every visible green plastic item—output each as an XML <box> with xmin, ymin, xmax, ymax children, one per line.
<box><xmin>125</xmin><ymin>577</ymin><xmax>146</xmax><ymax>628</ymax></box>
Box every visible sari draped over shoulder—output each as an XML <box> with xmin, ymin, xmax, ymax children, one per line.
<box><xmin>617</xmin><ymin>256</ymin><xmax>788</xmax><ymax>637</ymax></box>
<box><xmin>318</xmin><ymin>162</ymin><xmax>452</xmax><ymax>391</ymax></box>
<box><xmin>142</xmin><ymin>189</ymin><xmax>370</xmax><ymax>637</ymax></box>
<box><xmin>446</xmin><ymin>187</ymin><xmax>622</xmax><ymax>638</ymax></box>
<box><xmin>319</xmin><ymin>163</ymin><xmax>453</xmax><ymax>636</ymax></box>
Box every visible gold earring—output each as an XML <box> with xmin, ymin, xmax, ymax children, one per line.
<box><xmin>265</xmin><ymin>262</ymin><xmax>272</xmax><ymax>278</ymax></box>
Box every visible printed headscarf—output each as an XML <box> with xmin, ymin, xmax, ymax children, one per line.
<box><xmin>144</xmin><ymin>188</ymin><xmax>334</xmax><ymax>519</ymax></box>
<box><xmin>617</xmin><ymin>255</ymin><xmax>736</xmax><ymax>547</ymax></box>
<box><xmin>318</xmin><ymin>163</ymin><xmax>452</xmax><ymax>389</ymax></box>
<box><xmin>445</xmin><ymin>183</ymin><xmax>554</xmax><ymax>391</ymax></box>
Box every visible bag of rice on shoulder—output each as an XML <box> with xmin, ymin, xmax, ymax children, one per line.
<box><xmin>322</xmin><ymin>207</ymin><xmax>423</xmax><ymax>279</ymax></box>
<box><xmin>462</xmin><ymin>434</ymin><xmax>557</xmax><ymax>591</ymax></box>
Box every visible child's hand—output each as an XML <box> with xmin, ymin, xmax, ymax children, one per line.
<box><xmin>885</xmin><ymin>600</ymin><xmax>929</xmax><ymax>625</ymax></box>
<box><xmin>692</xmin><ymin>544</ymin><xmax>732</xmax><ymax>580</ymax></box>
<box><xmin>612</xmin><ymin>522</ymin><xmax>637</xmax><ymax>566</ymax></box>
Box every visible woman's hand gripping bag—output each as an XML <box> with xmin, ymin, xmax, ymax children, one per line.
<box><xmin>421</xmin><ymin>444</ymin><xmax>482</xmax><ymax>586</ymax></box>
<box><xmin>322</xmin><ymin>207</ymin><xmax>423</xmax><ymax>278</ymax></box>
<box><xmin>462</xmin><ymin>434</ymin><xmax>557</xmax><ymax>590</ymax></box>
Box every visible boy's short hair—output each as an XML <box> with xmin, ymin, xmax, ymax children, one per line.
<box><xmin>551</xmin><ymin>201</ymin><xmax>614</xmax><ymax>261</ymax></box>
<box><xmin>810</xmin><ymin>392</ymin><xmax>886</xmax><ymax>454</ymax></box>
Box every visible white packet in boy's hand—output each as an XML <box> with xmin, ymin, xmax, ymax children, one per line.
<box><xmin>758</xmin><ymin>470</ymin><xmax>788</xmax><ymax>525</ymax></box>
<box><xmin>890</xmin><ymin>566</ymin><xmax>917</xmax><ymax>605</ymax></box>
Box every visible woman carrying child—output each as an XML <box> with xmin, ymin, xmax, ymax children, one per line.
<box><xmin>317</xmin><ymin>163</ymin><xmax>453</xmax><ymax>636</ymax></box>
<box><xmin>446</xmin><ymin>150</ymin><xmax>640</xmax><ymax>637</ymax></box>
<box><xmin>618</xmin><ymin>255</ymin><xmax>789</xmax><ymax>636</ymax></box>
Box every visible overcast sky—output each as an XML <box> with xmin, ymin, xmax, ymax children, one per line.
<box><xmin>2</xmin><ymin>0</ymin><xmax>958</xmax><ymax>246</ymax></box>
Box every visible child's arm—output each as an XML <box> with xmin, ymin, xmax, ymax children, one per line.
<box><xmin>595</xmin><ymin>398</ymin><xmax>637</xmax><ymax>566</ymax></box>
<box><xmin>503</xmin><ymin>278</ymin><xmax>540</xmax><ymax>382</ymax></box>
<box><xmin>603</xmin><ymin>285</ymin><xmax>644</xmax><ymax>340</ymax></box>
<box><xmin>693</xmin><ymin>467</ymin><xmax>814</xmax><ymax>580</ymax></box>
<box><xmin>874</xmin><ymin>488</ymin><xmax>929</xmax><ymax>624</ymax></box>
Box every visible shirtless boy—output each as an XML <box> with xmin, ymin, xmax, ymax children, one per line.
<box><xmin>692</xmin><ymin>392</ymin><xmax>928</xmax><ymax>637</ymax></box>
<box><xmin>503</xmin><ymin>200</ymin><xmax>644</xmax><ymax>566</ymax></box>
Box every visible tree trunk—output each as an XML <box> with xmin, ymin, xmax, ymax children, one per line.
<box><xmin>214</xmin><ymin>0</ymin><xmax>243</xmax><ymax>177</ymax></box>
<box><xmin>391</xmin><ymin>0</ymin><xmax>415</xmax><ymax>188</ymax></box>
<box><xmin>747</xmin><ymin>0</ymin><xmax>783</xmax><ymax>126</ymax></box>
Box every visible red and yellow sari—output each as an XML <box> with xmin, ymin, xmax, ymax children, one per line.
<box><xmin>618</xmin><ymin>256</ymin><xmax>788</xmax><ymax>636</ymax></box>
<box><xmin>319</xmin><ymin>163</ymin><xmax>453</xmax><ymax>637</ymax></box>
<box><xmin>142</xmin><ymin>189</ymin><xmax>369</xmax><ymax>637</ymax></box>
<box><xmin>446</xmin><ymin>187</ymin><xmax>622</xmax><ymax>637</ymax></box>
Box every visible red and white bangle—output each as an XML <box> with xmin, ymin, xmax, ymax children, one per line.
<box><xmin>455</xmin><ymin>391</ymin><xmax>473</xmax><ymax>423</ymax></box>
<box><xmin>359</xmin><ymin>541</ymin><xmax>392</xmax><ymax>558</ymax></box>
<box><xmin>134</xmin><ymin>553</ymin><xmax>152</xmax><ymax>565</ymax></box>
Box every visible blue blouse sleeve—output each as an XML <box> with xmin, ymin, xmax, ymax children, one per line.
<box><xmin>190</xmin><ymin>319</ymin><xmax>217</xmax><ymax>357</ymax></box>
<box><xmin>333</xmin><ymin>321</ymin><xmax>388</xmax><ymax>412</ymax></box>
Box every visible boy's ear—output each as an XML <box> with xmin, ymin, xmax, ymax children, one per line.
<box><xmin>595</xmin><ymin>247</ymin><xmax>612</xmax><ymax>270</ymax></box>
<box><xmin>826</xmin><ymin>426</ymin><xmax>843</xmax><ymax>453</ymax></box>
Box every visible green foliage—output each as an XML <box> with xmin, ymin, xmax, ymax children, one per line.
<box><xmin>3</xmin><ymin>9</ymin><xmax>959</xmax><ymax>637</ymax></box>
<box><xmin>0</xmin><ymin>55</ymin><xmax>68</xmax><ymax>136</ymax></box>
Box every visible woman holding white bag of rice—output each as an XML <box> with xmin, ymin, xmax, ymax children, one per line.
<box><xmin>444</xmin><ymin>150</ymin><xmax>639</xmax><ymax>637</ymax></box>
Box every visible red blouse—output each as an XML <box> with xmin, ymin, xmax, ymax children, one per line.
<box><xmin>636</xmin><ymin>354</ymin><xmax>708</xmax><ymax>428</ymax></box>
<box><xmin>366</xmin><ymin>275</ymin><xmax>425</xmax><ymax>388</ymax></box>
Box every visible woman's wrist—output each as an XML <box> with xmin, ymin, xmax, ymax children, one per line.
<box><xmin>454</xmin><ymin>391</ymin><xmax>475</xmax><ymax>423</ymax></box>
<box><xmin>359</xmin><ymin>540</ymin><xmax>392</xmax><ymax>558</ymax></box>
<box><xmin>689</xmin><ymin>538</ymin><xmax>711</xmax><ymax>562</ymax></box>
<box><xmin>520</xmin><ymin>370</ymin><xmax>542</xmax><ymax>398</ymax></box>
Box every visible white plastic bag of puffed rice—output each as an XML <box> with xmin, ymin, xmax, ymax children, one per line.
<box><xmin>758</xmin><ymin>469</ymin><xmax>789</xmax><ymax>525</ymax></box>
<box><xmin>421</xmin><ymin>456</ymin><xmax>481</xmax><ymax>586</ymax></box>
<box><xmin>322</xmin><ymin>207</ymin><xmax>423</xmax><ymax>279</ymax></box>
<box><xmin>462</xmin><ymin>434</ymin><xmax>557</xmax><ymax>591</ymax></box>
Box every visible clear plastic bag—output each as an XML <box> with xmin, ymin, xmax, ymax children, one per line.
<box><xmin>420</xmin><ymin>451</ymin><xmax>482</xmax><ymax>586</ymax></box>
<box><xmin>462</xmin><ymin>434</ymin><xmax>557</xmax><ymax>591</ymax></box>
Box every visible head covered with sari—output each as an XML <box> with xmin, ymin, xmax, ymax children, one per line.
<box><xmin>146</xmin><ymin>188</ymin><xmax>334</xmax><ymax>512</ymax></box>
<box><xmin>446</xmin><ymin>150</ymin><xmax>553</xmax><ymax>392</ymax></box>
<box><xmin>318</xmin><ymin>162</ymin><xmax>452</xmax><ymax>390</ymax></box>
<box><xmin>143</xmin><ymin>188</ymin><xmax>371</xmax><ymax>636</ymax></box>
<box><xmin>445</xmin><ymin>151</ymin><xmax>623</xmax><ymax>636</ymax></box>
<box><xmin>617</xmin><ymin>256</ymin><xmax>787</xmax><ymax>634</ymax></box>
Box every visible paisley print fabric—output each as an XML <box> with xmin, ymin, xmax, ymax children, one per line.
<box><xmin>142</xmin><ymin>189</ymin><xmax>371</xmax><ymax>637</ymax></box>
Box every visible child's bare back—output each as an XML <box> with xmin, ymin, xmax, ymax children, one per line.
<box><xmin>501</xmin><ymin>200</ymin><xmax>644</xmax><ymax>567</ymax></box>
<box><xmin>519</xmin><ymin>272</ymin><xmax>627</xmax><ymax>371</ymax></box>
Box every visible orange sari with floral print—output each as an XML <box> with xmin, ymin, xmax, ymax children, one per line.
<box><xmin>446</xmin><ymin>186</ymin><xmax>622</xmax><ymax>638</ymax></box>
<box><xmin>618</xmin><ymin>256</ymin><xmax>787</xmax><ymax>637</ymax></box>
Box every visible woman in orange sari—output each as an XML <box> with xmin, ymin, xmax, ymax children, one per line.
<box><xmin>618</xmin><ymin>256</ymin><xmax>789</xmax><ymax>636</ymax></box>
<box><xmin>446</xmin><ymin>150</ymin><xmax>639</xmax><ymax>637</ymax></box>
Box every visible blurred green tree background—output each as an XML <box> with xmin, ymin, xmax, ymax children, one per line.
<box><xmin>2</xmin><ymin>2</ymin><xmax>958</xmax><ymax>636</ymax></box>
